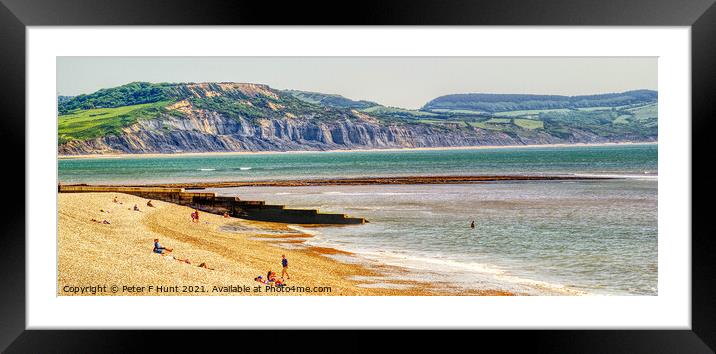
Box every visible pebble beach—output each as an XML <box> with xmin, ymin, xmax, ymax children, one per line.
<box><xmin>58</xmin><ymin>192</ymin><xmax>511</xmax><ymax>296</ymax></box>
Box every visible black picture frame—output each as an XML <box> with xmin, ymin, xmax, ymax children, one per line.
<box><xmin>1</xmin><ymin>0</ymin><xmax>714</xmax><ymax>351</ymax></box>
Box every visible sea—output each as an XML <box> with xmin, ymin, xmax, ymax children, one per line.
<box><xmin>59</xmin><ymin>144</ymin><xmax>658</xmax><ymax>295</ymax></box>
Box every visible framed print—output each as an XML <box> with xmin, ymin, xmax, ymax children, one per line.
<box><xmin>2</xmin><ymin>0</ymin><xmax>715</xmax><ymax>352</ymax></box>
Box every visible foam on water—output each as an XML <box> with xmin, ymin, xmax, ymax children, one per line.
<box><xmin>573</xmin><ymin>173</ymin><xmax>658</xmax><ymax>180</ymax></box>
<box><xmin>304</xmin><ymin>236</ymin><xmax>588</xmax><ymax>295</ymax></box>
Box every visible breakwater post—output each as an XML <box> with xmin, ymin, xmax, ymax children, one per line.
<box><xmin>58</xmin><ymin>185</ymin><xmax>366</xmax><ymax>225</ymax></box>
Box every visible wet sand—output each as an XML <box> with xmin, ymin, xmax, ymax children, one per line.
<box><xmin>63</xmin><ymin>174</ymin><xmax>615</xmax><ymax>189</ymax></box>
<box><xmin>58</xmin><ymin>192</ymin><xmax>512</xmax><ymax>296</ymax></box>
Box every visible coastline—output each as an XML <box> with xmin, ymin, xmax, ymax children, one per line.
<box><xmin>58</xmin><ymin>192</ymin><xmax>513</xmax><ymax>296</ymax></box>
<box><xmin>58</xmin><ymin>141</ymin><xmax>657</xmax><ymax>160</ymax></box>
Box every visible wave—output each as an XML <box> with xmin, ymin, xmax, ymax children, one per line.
<box><xmin>322</xmin><ymin>191</ymin><xmax>421</xmax><ymax>196</ymax></box>
<box><xmin>239</xmin><ymin>167</ymin><xmax>252</xmax><ymax>171</ymax></box>
<box><xmin>198</xmin><ymin>168</ymin><xmax>216</xmax><ymax>171</ymax></box>
<box><xmin>287</xmin><ymin>225</ymin><xmax>321</xmax><ymax>236</ymax></box>
<box><xmin>305</xmin><ymin>237</ymin><xmax>589</xmax><ymax>295</ymax></box>
<box><xmin>573</xmin><ymin>173</ymin><xmax>658</xmax><ymax>180</ymax></box>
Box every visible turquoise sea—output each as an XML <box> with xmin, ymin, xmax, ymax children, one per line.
<box><xmin>59</xmin><ymin>144</ymin><xmax>658</xmax><ymax>295</ymax></box>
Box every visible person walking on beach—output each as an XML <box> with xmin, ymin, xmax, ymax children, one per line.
<box><xmin>281</xmin><ymin>255</ymin><xmax>290</xmax><ymax>280</ymax></box>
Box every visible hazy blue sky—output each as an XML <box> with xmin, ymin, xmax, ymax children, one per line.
<box><xmin>57</xmin><ymin>57</ymin><xmax>657</xmax><ymax>109</ymax></box>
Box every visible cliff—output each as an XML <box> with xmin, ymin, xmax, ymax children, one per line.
<box><xmin>58</xmin><ymin>82</ymin><xmax>658</xmax><ymax>155</ymax></box>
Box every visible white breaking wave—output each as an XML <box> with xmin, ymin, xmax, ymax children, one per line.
<box><xmin>304</xmin><ymin>236</ymin><xmax>590</xmax><ymax>296</ymax></box>
<box><xmin>287</xmin><ymin>225</ymin><xmax>321</xmax><ymax>236</ymax></box>
<box><xmin>574</xmin><ymin>173</ymin><xmax>658</xmax><ymax>181</ymax></box>
<box><xmin>322</xmin><ymin>191</ymin><xmax>419</xmax><ymax>196</ymax></box>
<box><xmin>198</xmin><ymin>168</ymin><xmax>216</xmax><ymax>171</ymax></box>
<box><xmin>239</xmin><ymin>167</ymin><xmax>252</xmax><ymax>171</ymax></box>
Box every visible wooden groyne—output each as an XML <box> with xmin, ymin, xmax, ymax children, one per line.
<box><xmin>58</xmin><ymin>185</ymin><xmax>366</xmax><ymax>225</ymax></box>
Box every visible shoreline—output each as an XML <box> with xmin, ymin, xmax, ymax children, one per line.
<box><xmin>58</xmin><ymin>192</ymin><xmax>513</xmax><ymax>296</ymax></box>
<box><xmin>58</xmin><ymin>141</ymin><xmax>657</xmax><ymax>160</ymax></box>
<box><xmin>61</xmin><ymin>174</ymin><xmax>621</xmax><ymax>189</ymax></box>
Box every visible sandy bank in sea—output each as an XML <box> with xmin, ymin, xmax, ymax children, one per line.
<box><xmin>58</xmin><ymin>192</ymin><xmax>511</xmax><ymax>296</ymax></box>
<box><xmin>58</xmin><ymin>141</ymin><xmax>656</xmax><ymax>160</ymax></box>
<box><xmin>85</xmin><ymin>175</ymin><xmax>614</xmax><ymax>189</ymax></box>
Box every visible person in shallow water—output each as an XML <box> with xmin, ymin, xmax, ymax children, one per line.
<box><xmin>470</xmin><ymin>220</ymin><xmax>475</xmax><ymax>229</ymax></box>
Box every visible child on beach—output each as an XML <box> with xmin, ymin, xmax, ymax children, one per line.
<box><xmin>191</xmin><ymin>210</ymin><xmax>200</xmax><ymax>223</ymax></box>
<box><xmin>281</xmin><ymin>255</ymin><xmax>290</xmax><ymax>280</ymax></box>
<box><xmin>153</xmin><ymin>239</ymin><xmax>173</xmax><ymax>254</ymax></box>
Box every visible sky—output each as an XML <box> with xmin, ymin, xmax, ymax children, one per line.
<box><xmin>57</xmin><ymin>57</ymin><xmax>657</xmax><ymax>110</ymax></box>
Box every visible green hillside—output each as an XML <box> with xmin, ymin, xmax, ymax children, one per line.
<box><xmin>422</xmin><ymin>90</ymin><xmax>657</xmax><ymax>113</ymax></box>
<box><xmin>57</xmin><ymin>82</ymin><xmax>658</xmax><ymax>151</ymax></box>
<box><xmin>58</xmin><ymin>101</ymin><xmax>172</xmax><ymax>144</ymax></box>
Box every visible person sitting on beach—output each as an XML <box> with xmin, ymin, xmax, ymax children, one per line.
<box><xmin>223</xmin><ymin>212</ymin><xmax>230</xmax><ymax>218</ymax></box>
<box><xmin>153</xmin><ymin>238</ymin><xmax>173</xmax><ymax>254</ymax></box>
<box><xmin>113</xmin><ymin>196</ymin><xmax>119</xmax><ymax>204</ymax></box>
<box><xmin>147</xmin><ymin>200</ymin><xmax>155</xmax><ymax>207</ymax></box>
<box><xmin>255</xmin><ymin>275</ymin><xmax>267</xmax><ymax>284</ymax></box>
<box><xmin>133</xmin><ymin>204</ymin><xmax>141</xmax><ymax>212</ymax></box>
<box><xmin>267</xmin><ymin>270</ymin><xmax>277</xmax><ymax>283</ymax></box>
<box><xmin>198</xmin><ymin>262</ymin><xmax>214</xmax><ymax>270</ymax></box>
<box><xmin>274</xmin><ymin>278</ymin><xmax>285</xmax><ymax>287</ymax></box>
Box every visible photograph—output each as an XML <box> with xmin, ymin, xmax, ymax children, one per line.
<box><xmin>56</xmin><ymin>56</ymin><xmax>658</xmax><ymax>297</ymax></box>
<box><xmin>3</xmin><ymin>1</ymin><xmax>712</xmax><ymax>348</ymax></box>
